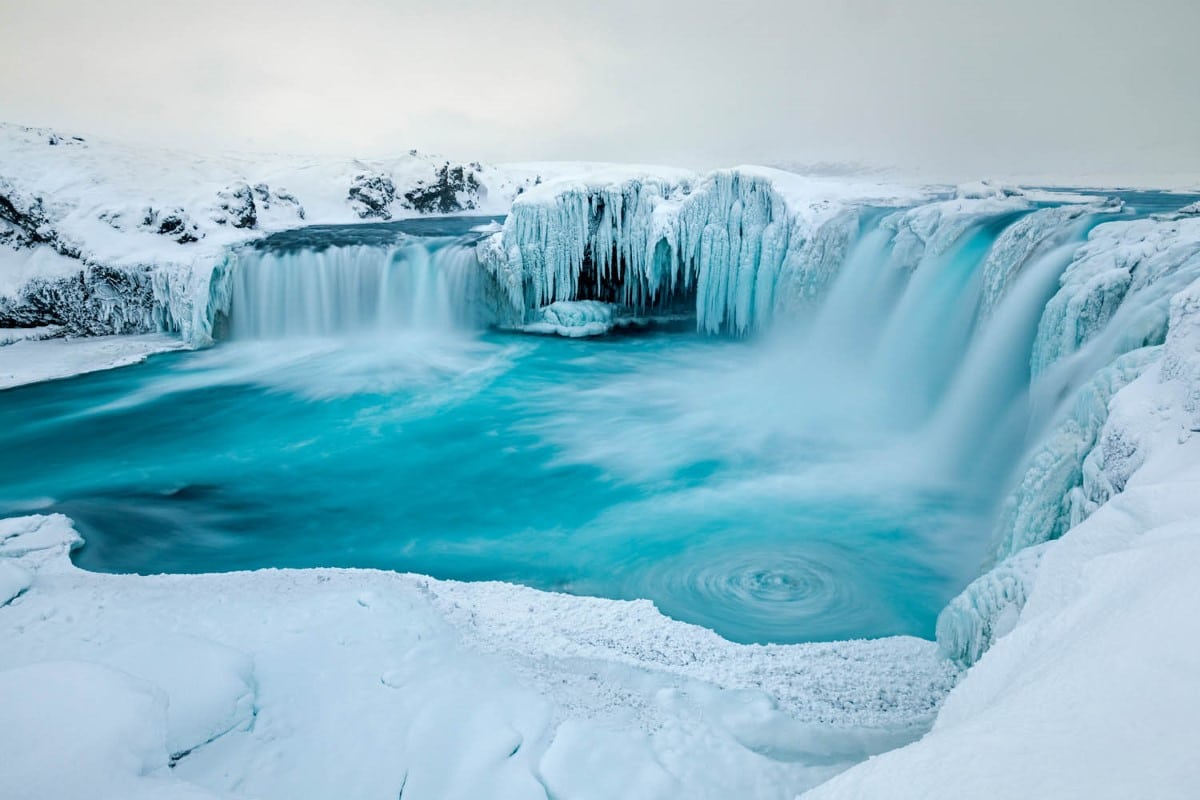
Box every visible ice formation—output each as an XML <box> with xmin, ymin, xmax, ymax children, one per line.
<box><xmin>478</xmin><ymin>170</ymin><xmax>920</xmax><ymax>334</ymax></box>
<box><xmin>518</xmin><ymin>300</ymin><xmax>616</xmax><ymax>337</ymax></box>
<box><xmin>978</xmin><ymin>201</ymin><xmax>1119</xmax><ymax>318</ymax></box>
<box><xmin>1031</xmin><ymin>215</ymin><xmax>1200</xmax><ymax>379</ymax></box>
<box><xmin>937</xmin><ymin>214</ymin><xmax>1200</xmax><ymax>666</ymax></box>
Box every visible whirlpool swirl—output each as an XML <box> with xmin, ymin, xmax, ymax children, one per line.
<box><xmin>616</xmin><ymin>543</ymin><xmax>889</xmax><ymax>643</ymax></box>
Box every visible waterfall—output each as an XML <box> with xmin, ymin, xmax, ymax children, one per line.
<box><xmin>227</xmin><ymin>238</ymin><xmax>483</xmax><ymax>339</ymax></box>
<box><xmin>931</xmin><ymin>238</ymin><xmax>1090</xmax><ymax>477</ymax></box>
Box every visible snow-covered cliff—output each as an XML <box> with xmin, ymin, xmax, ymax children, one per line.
<box><xmin>0</xmin><ymin>123</ymin><xmax>541</xmax><ymax>342</ymax></box>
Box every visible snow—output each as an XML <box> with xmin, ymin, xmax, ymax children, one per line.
<box><xmin>1031</xmin><ymin>215</ymin><xmax>1200</xmax><ymax>378</ymax></box>
<box><xmin>0</xmin><ymin>560</ymin><xmax>31</xmax><ymax>605</ymax></box>
<box><xmin>0</xmin><ymin>333</ymin><xmax>186</xmax><ymax>390</ymax></box>
<box><xmin>0</xmin><ymin>661</ymin><xmax>224</xmax><ymax>800</ymax></box>
<box><xmin>804</xmin><ymin>491</ymin><xmax>1200</xmax><ymax>800</ymax></box>
<box><xmin>519</xmin><ymin>300</ymin><xmax>615</xmax><ymax>337</ymax></box>
<box><xmin>0</xmin><ymin>514</ymin><xmax>955</xmax><ymax>800</ymax></box>
<box><xmin>0</xmin><ymin>236</ymin><xmax>84</xmax><ymax>296</ymax></box>
<box><xmin>104</xmin><ymin>637</ymin><xmax>257</xmax><ymax>760</ymax></box>
<box><xmin>0</xmin><ymin>325</ymin><xmax>60</xmax><ymax>345</ymax></box>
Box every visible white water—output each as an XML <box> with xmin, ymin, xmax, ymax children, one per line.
<box><xmin>932</xmin><ymin>239</ymin><xmax>1087</xmax><ymax>475</ymax></box>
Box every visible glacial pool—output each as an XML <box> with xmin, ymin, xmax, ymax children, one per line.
<box><xmin>0</xmin><ymin>328</ymin><xmax>990</xmax><ymax>644</ymax></box>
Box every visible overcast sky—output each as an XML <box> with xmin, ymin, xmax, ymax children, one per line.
<box><xmin>2</xmin><ymin>0</ymin><xmax>1197</xmax><ymax>182</ymax></box>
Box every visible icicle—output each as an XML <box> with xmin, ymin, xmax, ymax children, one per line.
<box><xmin>479</xmin><ymin>170</ymin><xmax>838</xmax><ymax>334</ymax></box>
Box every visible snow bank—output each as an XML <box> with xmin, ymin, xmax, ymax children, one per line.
<box><xmin>0</xmin><ymin>333</ymin><xmax>186</xmax><ymax>390</ymax></box>
<box><xmin>0</xmin><ymin>514</ymin><xmax>955</xmax><ymax>800</ymax></box>
<box><xmin>0</xmin><ymin>661</ymin><xmax>225</xmax><ymax>800</ymax></box>
<box><xmin>0</xmin><ymin>560</ymin><xmax>31</xmax><ymax>605</ymax></box>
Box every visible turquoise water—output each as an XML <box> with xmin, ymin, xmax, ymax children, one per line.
<box><xmin>0</xmin><ymin>328</ymin><xmax>988</xmax><ymax>644</ymax></box>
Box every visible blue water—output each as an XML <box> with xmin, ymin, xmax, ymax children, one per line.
<box><xmin>7</xmin><ymin>194</ymin><xmax>1186</xmax><ymax>645</ymax></box>
<box><xmin>0</xmin><ymin>326</ymin><xmax>990</xmax><ymax>644</ymax></box>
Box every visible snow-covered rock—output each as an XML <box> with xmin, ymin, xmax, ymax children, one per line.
<box><xmin>520</xmin><ymin>300</ymin><xmax>616</xmax><ymax>337</ymax></box>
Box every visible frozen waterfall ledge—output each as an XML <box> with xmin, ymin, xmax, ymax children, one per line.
<box><xmin>0</xmin><ymin>514</ymin><xmax>956</xmax><ymax>800</ymax></box>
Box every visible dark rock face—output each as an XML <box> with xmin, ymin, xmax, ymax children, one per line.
<box><xmin>215</xmin><ymin>183</ymin><xmax>258</xmax><ymax>229</ymax></box>
<box><xmin>348</xmin><ymin>174</ymin><xmax>397</xmax><ymax>220</ymax></box>
<box><xmin>0</xmin><ymin>265</ymin><xmax>156</xmax><ymax>334</ymax></box>
<box><xmin>142</xmin><ymin>208</ymin><xmax>202</xmax><ymax>244</ymax></box>
<box><xmin>402</xmin><ymin>163</ymin><xmax>482</xmax><ymax>214</ymax></box>
<box><xmin>45</xmin><ymin>133</ymin><xmax>85</xmax><ymax>147</ymax></box>
<box><xmin>0</xmin><ymin>184</ymin><xmax>82</xmax><ymax>260</ymax></box>
<box><xmin>253</xmin><ymin>183</ymin><xmax>306</xmax><ymax>220</ymax></box>
<box><xmin>0</xmin><ymin>182</ymin><xmax>157</xmax><ymax>334</ymax></box>
<box><xmin>0</xmin><ymin>190</ymin><xmax>52</xmax><ymax>247</ymax></box>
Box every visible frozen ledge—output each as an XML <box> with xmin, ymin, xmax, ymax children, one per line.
<box><xmin>0</xmin><ymin>333</ymin><xmax>186</xmax><ymax>390</ymax></box>
<box><xmin>0</xmin><ymin>513</ymin><xmax>956</xmax><ymax>800</ymax></box>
